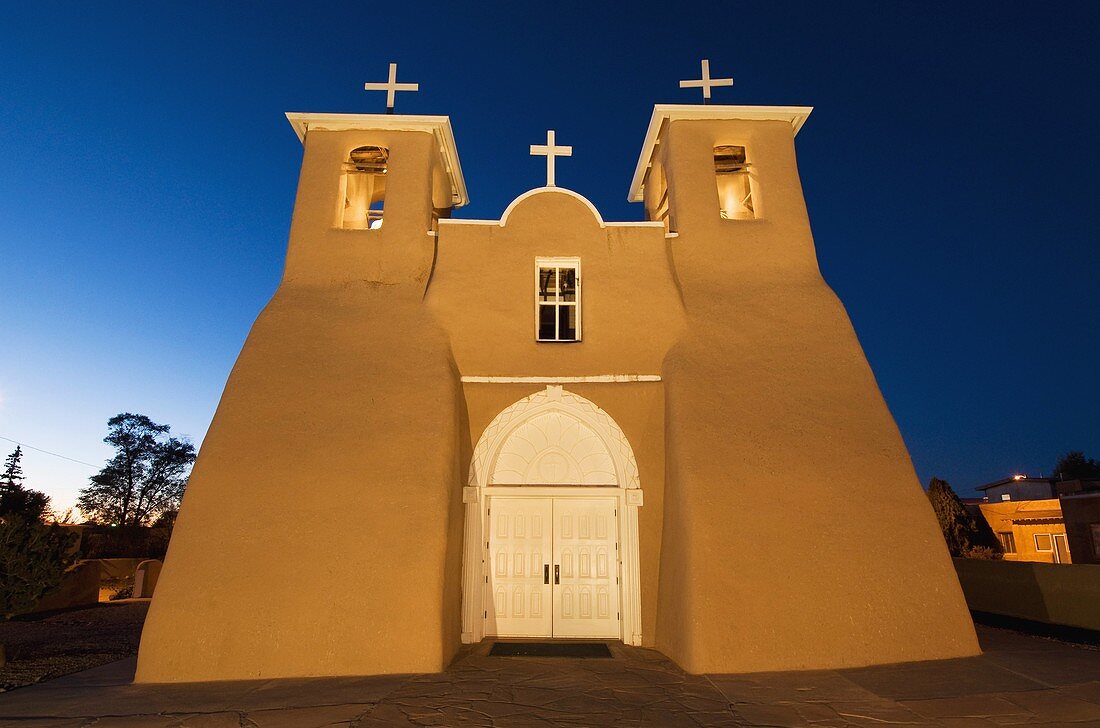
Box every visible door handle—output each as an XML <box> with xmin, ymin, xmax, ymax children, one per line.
<box><xmin>554</xmin><ymin>564</ymin><xmax>560</xmax><ymax>585</ymax></box>
<box><xmin>544</xmin><ymin>564</ymin><xmax>549</xmax><ymax>585</ymax></box>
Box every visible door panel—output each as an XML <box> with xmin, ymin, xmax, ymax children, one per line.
<box><xmin>485</xmin><ymin>495</ymin><xmax>621</xmax><ymax>639</ymax></box>
<box><xmin>1053</xmin><ymin>534</ymin><xmax>1070</xmax><ymax>564</ymax></box>
<box><xmin>485</xmin><ymin>497</ymin><xmax>552</xmax><ymax>637</ymax></box>
<box><xmin>553</xmin><ymin>498</ymin><xmax>620</xmax><ymax>638</ymax></box>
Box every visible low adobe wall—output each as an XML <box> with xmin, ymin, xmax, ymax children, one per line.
<box><xmin>953</xmin><ymin>558</ymin><xmax>1100</xmax><ymax>631</ymax></box>
<box><xmin>30</xmin><ymin>561</ymin><xmax>101</xmax><ymax>614</ymax></box>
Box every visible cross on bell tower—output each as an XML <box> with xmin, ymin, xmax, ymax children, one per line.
<box><xmin>679</xmin><ymin>59</ymin><xmax>734</xmax><ymax>103</ymax></box>
<box><xmin>363</xmin><ymin>62</ymin><xmax>419</xmax><ymax>114</ymax></box>
<box><xmin>529</xmin><ymin>130</ymin><xmax>572</xmax><ymax>187</ymax></box>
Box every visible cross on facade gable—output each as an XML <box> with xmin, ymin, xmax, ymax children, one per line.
<box><xmin>530</xmin><ymin>130</ymin><xmax>572</xmax><ymax>187</ymax></box>
<box><xmin>363</xmin><ymin>62</ymin><xmax>419</xmax><ymax>113</ymax></box>
<box><xmin>679</xmin><ymin>59</ymin><xmax>734</xmax><ymax>103</ymax></box>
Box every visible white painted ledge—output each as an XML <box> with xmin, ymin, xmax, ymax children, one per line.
<box><xmin>461</xmin><ymin>375</ymin><xmax>661</xmax><ymax>384</ymax></box>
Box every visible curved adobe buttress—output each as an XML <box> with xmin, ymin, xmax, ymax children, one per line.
<box><xmin>650</xmin><ymin>112</ymin><xmax>979</xmax><ymax>672</ymax></box>
<box><xmin>136</xmin><ymin>123</ymin><xmax>466</xmax><ymax>681</ymax></box>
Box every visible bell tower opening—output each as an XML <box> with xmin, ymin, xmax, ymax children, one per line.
<box><xmin>714</xmin><ymin>144</ymin><xmax>756</xmax><ymax>220</ymax></box>
<box><xmin>339</xmin><ymin>145</ymin><xmax>388</xmax><ymax>230</ymax></box>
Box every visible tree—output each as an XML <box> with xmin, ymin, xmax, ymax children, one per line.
<box><xmin>77</xmin><ymin>413</ymin><xmax>195</xmax><ymax>527</ymax></box>
<box><xmin>0</xmin><ymin>447</ymin><xmax>52</xmax><ymax>523</ymax></box>
<box><xmin>151</xmin><ymin>508</ymin><xmax>178</xmax><ymax>529</ymax></box>
<box><xmin>1052</xmin><ymin>451</ymin><xmax>1100</xmax><ymax>481</ymax></box>
<box><xmin>926</xmin><ymin>477</ymin><xmax>997</xmax><ymax>558</ymax></box>
<box><xmin>1</xmin><ymin>447</ymin><xmax>24</xmax><ymax>493</ymax></box>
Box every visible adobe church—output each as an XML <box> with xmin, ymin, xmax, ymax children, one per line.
<box><xmin>135</xmin><ymin>62</ymin><xmax>979</xmax><ymax>682</ymax></box>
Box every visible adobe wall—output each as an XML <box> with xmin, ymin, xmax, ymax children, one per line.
<box><xmin>655</xmin><ymin>118</ymin><xmax>980</xmax><ymax>672</ymax></box>
<box><xmin>954</xmin><ymin>557</ymin><xmax>1100</xmax><ymax>630</ymax></box>
<box><xmin>29</xmin><ymin>561</ymin><xmax>100</xmax><ymax>615</ymax></box>
<box><xmin>428</xmin><ymin>190</ymin><xmax>686</xmax><ymax>646</ymax></box>
<box><xmin>135</xmin><ymin>129</ymin><xmax>465</xmax><ymax>682</ymax></box>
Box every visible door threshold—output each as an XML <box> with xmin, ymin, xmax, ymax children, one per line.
<box><xmin>488</xmin><ymin>641</ymin><xmax>614</xmax><ymax>658</ymax></box>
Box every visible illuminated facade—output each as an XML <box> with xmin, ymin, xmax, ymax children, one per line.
<box><xmin>135</xmin><ymin>103</ymin><xmax>980</xmax><ymax>682</ymax></box>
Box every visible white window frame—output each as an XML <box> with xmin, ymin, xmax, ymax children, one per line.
<box><xmin>1034</xmin><ymin>533</ymin><xmax>1054</xmax><ymax>552</ymax></box>
<box><xmin>534</xmin><ymin>257</ymin><xmax>581</xmax><ymax>342</ymax></box>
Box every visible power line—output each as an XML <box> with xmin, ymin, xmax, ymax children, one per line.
<box><xmin>0</xmin><ymin>435</ymin><xmax>99</xmax><ymax>469</ymax></box>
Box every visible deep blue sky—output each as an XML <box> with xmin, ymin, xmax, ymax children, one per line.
<box><xmin>1</xmin><ymin>2</ymin><xmax>1097</xmax><ymax>512</ymax></box>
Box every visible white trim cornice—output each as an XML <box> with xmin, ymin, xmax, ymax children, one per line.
<box><xmin>285</xmin><ymin>112</ymin><xmax>469</xmax><ymax>207</ymax></box>
<box><xmin>627</xmin><ymin>104</ymin><xmax>813</xmax><ymax>202</ymax></box>
<box><xmin>461</xmin><ymin>375</ymin><xmax>661</xmax><ymax>384</ymax></box>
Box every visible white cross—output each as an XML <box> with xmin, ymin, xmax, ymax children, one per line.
<box><xmin>363</xmin><ymin>62</ymin><xmax>419</xmax><ymax>112</ymax></box>
<box><xmin>529</xmin><ymin>130</ymin><xmax>572</xmax><ymax>187</ymax></box>
<box><xmin>679</xmin><ymin>59</ymin><xmax>734</xmax><ymax>102</ymax></box>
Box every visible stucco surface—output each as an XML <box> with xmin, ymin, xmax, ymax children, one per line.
<box><xmin>136</xmin><ymin>130</ymin><xmax>465</xmax><ymax>682</ymax></box>
<box><xmin>653</xmin><ymin>119</ymin><xmax>978</xmax><ymax>672</ymax></box>
<box><xmin>139</xmin><ymin>113</ymin><xmax>979</xmax><ymax>681</ymax></box>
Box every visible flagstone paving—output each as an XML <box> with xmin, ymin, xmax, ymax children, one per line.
<box><xmin>0</xmin><ymin>625</ymin><xmax>1098</xmax><ymax>726</ymax></box>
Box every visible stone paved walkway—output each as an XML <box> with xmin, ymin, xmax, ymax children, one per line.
<box><xmin>0</xmin><ymin>625</ymin><xmax>1098</xmax><ymax>726</ymax></box>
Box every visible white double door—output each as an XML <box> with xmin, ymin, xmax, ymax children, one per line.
<box><xmin>486</xmin><ymin>496</ymin><xmax>620</xmax><ymax>639</ymax></box>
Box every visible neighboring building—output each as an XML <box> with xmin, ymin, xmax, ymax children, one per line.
<box><xmin>134</xmin><ymin>93</ymin><xmax>979</xmax><ymax>683</ymax></box>
<box><xmin>978</xmin><ymin>499</ymin><xmax>1071</xmax><ymax>564</ymax></box>
<box><xmin>977</xmin><ymin>476</ymin><xmax>1057</xmax><ymax>503</ymax></box>
<box><xmin>973</xmin><ymin>477</ymin><xmax>1100</xmax><ymax>565</ymax></box>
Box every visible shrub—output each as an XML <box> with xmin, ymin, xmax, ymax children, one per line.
<box><xmin>963</xmin><ymin>545</ymin><xmax>1002</xmax><ymax>560</ymax></box>
<box><xmin>0</xmin><ymin>516</ymin><xmax>78</xmax><ymax>619</ymax></box>
<box><xmin>109</xmin><ymin>584</ymin><xmax>133</xmax><ymax>601</ymax></box>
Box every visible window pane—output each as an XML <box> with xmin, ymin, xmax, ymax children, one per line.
<box><xmin>538</xmin><ymin>268</ymin><xmax>557</xmax><ymax>302</ymax></box>
<box><xmin>558</xmin><ymin>305</ymin><xmax>577</xmax><ymax>341</ymax></box>
<box><xmin>1034</xmin><ymin>533</ymin><xmax>1052</xmax><ymax>551</ymax></box>
<box><xmin>538</xmin><ymin>305</ymin><xmax>556</xmax><ymax>340</ymax></box>
<box><xmin>560</xmin><ymin>268</ymin><xmax>576</xmax><ymax>302</ymax></box>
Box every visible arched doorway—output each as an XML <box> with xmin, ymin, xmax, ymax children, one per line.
<box><xmin>461</xmin><ymin>386</ymin><xmax>643</xmax><ymax>645</ymax></box>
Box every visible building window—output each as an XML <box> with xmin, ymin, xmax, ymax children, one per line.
<box><xmin>340</xmin><ymin>146</ymin><xmax>387</xmax><ymax>230</ymax></box>
<box><xmin>714</xmin><ymin>145</ymin><xmax>756</xmax><ymax>220</ymax></box>
<box><xmin>1034</xmin><ymin>533</ymin><xmax>1053</xmax><ymax>552</ymax></box>
<box><xmin>1091</xmin><ymin>524</ymin><xmax>1100</xmax><ymax>557</ymax></box>
<box><xmin>535</xmin><ymin>258</ymin><xmax>580</xmax><ymax>342</ymax></box>
<box><xmin>997</xmin><ymin>532</ymin><xmax>1016</xmax><ymax>554</ymax></box>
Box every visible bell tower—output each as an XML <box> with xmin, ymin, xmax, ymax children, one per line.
<box><xmin>632</xmin><ymin>104</ymin><xmax>981</xmax><ymax>673</ymax></box>
<box><xmin>135</xmin><ymin>109</ymin><xmax>470</xmax><ymax>682</ymax></box>
<box><xmin>282</xmin><ymin>113</ymin><xmax>466</xmax><ymax>290</ymax></box>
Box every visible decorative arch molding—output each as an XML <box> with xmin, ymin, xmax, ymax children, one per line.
<box><xmin>468</xmin><ymin>385</ymin><xmax>641</xmax><ymax>489</ymax></box>
<box><xmin>461</xmin><ymin>386</ymin><xmax>644</xmax><ymax>646</ymax></box>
